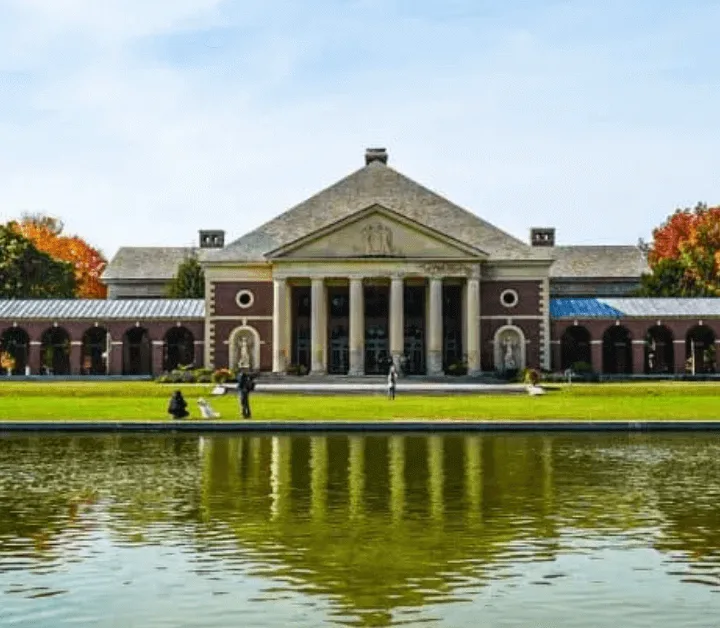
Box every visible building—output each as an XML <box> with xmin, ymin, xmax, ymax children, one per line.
<box><xmin>1</xmin><ymin>148</ymin><xmax>718</xmax><ymax>377</ymax></box>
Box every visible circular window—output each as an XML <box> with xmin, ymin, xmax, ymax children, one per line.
<box><xmin>500</xmin><ymin>289</ymin><xmax>519</xmax><ymax>308</ymax></box>
<box><xmin>235</xmin><ymin>289</ymin><xmax>255</xmax><ymax>309</ymax></box>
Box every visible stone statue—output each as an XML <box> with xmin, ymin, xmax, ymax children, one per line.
<box><xmin>502</xmin><ymin>334</ymin><xmax>517</xmax><ymax>370</ymax></box>
<box><xmin>237</xmin><ymin>335</ymin><xmax>252</xmax><ymax>370</ymax></box>
<box><xmin>362</xmin><ymin>223</ymin><xmax>393</xmax><ymax>255</ymax></box>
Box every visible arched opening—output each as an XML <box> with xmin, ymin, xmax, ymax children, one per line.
<box><xmin>560</xmin><ymin>326</ymin><xmax>591</xmax><ymax>370</ymax></box>
<box><xmin>602</xmin><ymin>325</ymin><xmax>632</xmax><ymax>374</ymax></box>
<box><xmin>40</xmin><ymin>327</ymin><xmax>71</xmax><ymax>375</ymax></box>
<box><xmin>81</xmin><ymin>327</ymin><xmax>108</xmax><ymax>375</ymax></box>
<box><xmin>228</xmin><ymin>325</ymin><xmax>261</xmax><ymax>372</ymax></box>
<box><xmin>123</xmin><ymin>327</ymin><xmax>151</xmax><ymax>375</ymax></box>
<box><xmin>0</xmin><ymin>328</ymin><xmax>30</xmax><ymax>375</ymax></box>
<box><xmin>164</xmin><ymin>327</ymin><xmax>195</xmax><ymax>371</ymax></box>
<box><xmin>645</xmin><ymin>325</ymin><xmax>674</xmax><ymax>374</ymax></box>
<box><xmin>686</xmin><ymin>325</ymin><xmax>716</xmax><ymax>374</ymax></box>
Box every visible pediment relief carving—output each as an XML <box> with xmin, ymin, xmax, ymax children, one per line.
<box><xmin>274</xmin><ymin>211</ymin><xmax>483</xmax><ymax>260</ymax></box>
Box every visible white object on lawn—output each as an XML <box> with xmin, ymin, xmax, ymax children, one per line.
<box><xmin>198</xmin><ymin>397</ymin><xmax>221</xmax><ymax>419</ymax></box>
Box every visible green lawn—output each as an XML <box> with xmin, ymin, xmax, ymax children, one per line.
<box><xmin>0</xmin><ymin>381</ymin><xmax>719</xmax><ymax>421</ymax></box>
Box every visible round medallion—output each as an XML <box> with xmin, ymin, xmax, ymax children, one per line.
<box><xmin>235</xmin><ymin>289</ymin><xmax>255</xmax><ymax>309</ymax></box>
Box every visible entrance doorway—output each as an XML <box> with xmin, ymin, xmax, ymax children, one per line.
<box><xmin>364</xmin><ymin>284</ymin><xmax>389</xmax><ymax>375</ymax></box>
<box><xmin>328</xmin><ymin>287</ymin><xmax>349</xmax><ymax>374</ymax></box>
<box><xmin>403</xmin><ymin>284</ymin><xmax>425</xmax><ymax>375</ymax></box>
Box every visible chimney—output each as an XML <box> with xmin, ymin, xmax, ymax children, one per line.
<box><xmin>530</xmin><ymin>227</ymin><xmax>555</xmax><ymax>247</ymax></box>
<box><xmin>198</xmin><ymin>229</ymin><xmax>225</xmax><ymax>249</ymax></box>
<box><xmin>365</xmin><ymin>147</ymin><xmax>388</xmax><ymax>165</ymax></box>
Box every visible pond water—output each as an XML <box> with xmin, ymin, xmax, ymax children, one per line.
<box><xmin>1</xmin><ymin>432</ymin><xmax>720</xmax><ymax>627</ymax></box>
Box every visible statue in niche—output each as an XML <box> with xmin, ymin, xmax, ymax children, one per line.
<box><xmin>236</xmin><ymin>335</ymin><xmax>253</xmax><ymax>370</ymax></box>
<box><xmin>502</xmin><ymin>334</ymin><xmax>517</xmax><ymax>370</ymax></box>
<box><xmin>362</xmin><ymin>223</ymin><xmax>393</xmax><ymax>255</ymax></box>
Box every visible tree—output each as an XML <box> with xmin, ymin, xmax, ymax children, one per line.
<box><xmin>167</xmin><ymin>253</ymin><xmax>205</xmax><ymax>298</ymax></box>
<box><xmin>639</xmin><ymin>203</ymin><xmax>720</xmax><ymax>297</ymax></box>
<box><xmin>10</xmin><ymin>213</ymin><xmax>108</xmax><ymax>298</ymax></box>
<box><xmin>0</xmin><ymin>225</ymin><xmax>77</xmax><ymax>298</ymax></box>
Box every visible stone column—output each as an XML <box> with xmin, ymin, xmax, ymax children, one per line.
<box><xmin>70</xmin><ymin>340</ymin><xmax>82</xmax><ymax>375</ymax></box>
<box><xmin>348</xmin><ymin>277</ymin><xmax>365</xmax><ymax>376</ymax></box>
<box><xmin>389</xmin><ymin>275</ymin><xmax>404</xmax><ymax>371</ymax></box>
<box><xmin>110</xmin><ymin>340</ymin><xmax>123</xmax><ymax>375</ymax></box>
<box><xmin>427</xmin><ymin>277</ymin><xmax>444</xmax><ymax>376</ymax></box>
<box><xmin>632</xmin><ymin>339</ymin><xmax>645</xmax><ymax>374</ymax></box>
<box><xmin>311</xmin><ymin>277</ymin><xmax>327</xmax><ymax>375</ymax></box>
<box><xmin>674</xmin><ymin>339</ymin><xmax>687</xmax><ymax>374</ymax></box>
<box><xmin>152</xmin><ymin>340</ymin><xmax>164</xmax><ymax>375</ymax></box>
<box><xmin>466</xmin><ymin>276</ymin><xmax>481</xmax><ymax>376</ymax></box>
<box><xmin>590</xmin><ymin>339</ymin><xmax>603</xmax><ymax>374</ymax></box>
<box><xmin>272</xmin><ymin>278</ymin><xmax>288</xmax><ymax>373</ymax></box>
<box><xmin>29</xmin><ymin>340</ymin><xmax>42</xmax><ymax>374</ymax></box>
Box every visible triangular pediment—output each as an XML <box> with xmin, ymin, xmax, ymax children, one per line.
<box><xmin>266</xmin><ymin>206</ymin><xmax>487</xmax><ymax>260</ymax></box>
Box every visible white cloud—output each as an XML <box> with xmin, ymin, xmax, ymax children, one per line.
<box><xmin>0</xmin><ymin>1</ymin><xmax>719</xmax><ymax>258</ymax></box>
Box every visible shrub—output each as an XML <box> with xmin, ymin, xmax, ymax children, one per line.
<box><xmin>287</xmin><ymin>364</ymin><xmax>309</xmax><ymax>376</ymax></box>
<box><xmin>446</xmin><ymin>360</ymin><xmax>468</xmax><ymax>376</ymax></box>
<box><xmin>212</xmin><ymin>368</ymin><xmax>233</xmax><ymax>384</ymax></box>
<box><xmin>571</xmin><ymin>361</ymin><xmax>593</xmax><ymax>374</ymax></box>
<box><xmin>521</xmin><ymin>367</ymin><xmax>541</xmax><ymax>385</ymax></box>
<box><xmin>193</xmin><ymin>368</ymin><xmax>213</xmax><ymax>383</ymax></box>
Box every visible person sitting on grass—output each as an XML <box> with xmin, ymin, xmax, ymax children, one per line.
<box><xmin>168</xmin><ymin>390</ymin><xmax>189</xmax><ymax>420</ymax></box>
<box><xmin>197</xmin><ymin>397</ymin><xmax>221</xmax><ymax>419</ymax></box>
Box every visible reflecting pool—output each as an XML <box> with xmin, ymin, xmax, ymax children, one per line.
<box><xmin>1</xmin><ymin>433</ymin><xmax>720</xmax><ymax>627</ymax></box>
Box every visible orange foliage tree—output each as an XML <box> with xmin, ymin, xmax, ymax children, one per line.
<box><xmin>641</xmin><ymin>203</ymin><xmax>720</xmax><ymax>297</ymax></box>
<box><xmin>10</xmin><ymin>214</ymin><xmax>108</xmax><ymax>298</ymax></box>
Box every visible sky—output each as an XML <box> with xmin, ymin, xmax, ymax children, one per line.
<box><xmin>1</xmin><ymin>0</ymin><xmax>719</xmax><ymax>260</ymax></box>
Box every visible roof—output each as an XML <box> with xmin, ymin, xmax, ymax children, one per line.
<box><xmin>550</xmin><ymin>246</ymin><xmax>649</xmax><ymax>279</ymax></box>
<box><xmin>0</xmin><ymin>299</ymin><xmax>205</xmax><ymax>321</ymax></box>
<box><xmin>551</xmin><ymin>298</ymin><xmax>720</xmax><ymax>319</ymax></box>
<box><xmin>206</xmin><ymin>159</ymin><xmax>551</xmax><ymax>263</ymax></box>
<box><xmin>102</xmin><ymin>247</ymin><xmax>213</xmax><ymax>281</ymax></box>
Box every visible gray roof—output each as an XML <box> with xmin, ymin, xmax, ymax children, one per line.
<box><xmin>103</xmin><ymin>247</ymin><xmax>212</xmax><ymax>281</ymax></box>
<box><xmin>550</xmin><ymin>246</ymin><xmax>649</xmax><ymax>279</ymax></box>
<box><xmin>0</xmin><ymin>299</ymin><xmax>205</xmax><ymax>321</ymax></box>
<box><xmin>206</xmin><ymin>160</ymin><xmax>551</xmax><ymax>263</ymax></box>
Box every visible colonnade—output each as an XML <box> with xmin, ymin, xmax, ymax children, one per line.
<box><xmin>271</xmin><ymin>273</ymin><xmax>481</xmax><ymax>376</ymax></box>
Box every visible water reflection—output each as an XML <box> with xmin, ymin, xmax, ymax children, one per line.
<box><xmin>1</xmin><ymin>433</ymin><xmax>720</xmax><ymax>626</ymax></box>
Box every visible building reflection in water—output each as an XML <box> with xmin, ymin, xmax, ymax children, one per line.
<box><xmin>2</xmin><ymin>433</ymin><xmax>720</xmax><ymax>626</ymax></box>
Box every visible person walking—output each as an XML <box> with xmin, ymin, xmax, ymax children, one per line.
<box><xmin>237</xmin><ymin>369</ymin><xmax>254</xmax><ymax>419</ymax></box>
<box><xmin>387</xmin><ymin>362</ymin><xmax>398</xmax><ymax>400</ymax></box>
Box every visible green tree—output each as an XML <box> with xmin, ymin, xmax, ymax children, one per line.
<box><xmin>167</xmin><ymin>253</ymin><xmax>205</xmax><ymax>298</ymax></box>
<box><xmin>0</xmin><ymin>224</ymin><xmax>76</xmax><ymax>298</ymax></box>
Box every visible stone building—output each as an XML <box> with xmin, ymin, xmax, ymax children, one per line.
<box><xmin>1</xmin><ymin>148</ymin><xmax>718</xmax><ymax>377</ymax></box>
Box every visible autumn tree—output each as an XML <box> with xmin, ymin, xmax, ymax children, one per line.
<box><xmin>639</xmin><ymin>203</ymin><xmax>720</xmax><ymax>297</ymax></box>
<box><xmin>167</xmin><ymin>253</ymin><xmax>205</xmax><ymax>298</ymax></box>
<box><xmin>10</xmin><ymin>213</ymin><xmax>108</xmax><ymax>298</ymax></box>
<box><xmin>0</xmin><ymin>225</ymin><xmax>76</xmax><ymax>298</ymax></box>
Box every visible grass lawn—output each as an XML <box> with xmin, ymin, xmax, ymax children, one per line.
<box><xmin>0</xmin><ymin>381</ymin><xmax>719</xmax><ymax>421</ymax></box>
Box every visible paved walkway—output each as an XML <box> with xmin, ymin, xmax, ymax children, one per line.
<box><xmin>236</xmin><ymin>382</ymin><xmax>529</xmax><ymax>395</ymax></box>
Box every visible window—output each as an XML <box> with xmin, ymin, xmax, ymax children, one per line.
<box><xmin>500</xmin><ymin>289</ymin><xmax>519</xmax><ymax>308</ymax></box>
<box><xmin>235</xmin><ymin>290</ymin><xmax>254</xmax><ymax>309</ymax></box>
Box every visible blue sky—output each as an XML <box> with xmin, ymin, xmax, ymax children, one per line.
<box><xmin>1</xmin><ymin>0</ymin><xmax>718</xmax><ymax>258</ymax></box>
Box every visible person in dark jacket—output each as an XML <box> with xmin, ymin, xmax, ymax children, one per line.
<box><xmin>237</xmin><ymin>369</ymin><xmax>254</xmax><ymax>419</ymax></box>
<box><xmin>168</xmin><ymin>390</ymin><xmax>189</xmax><ymax>419</ymax></box>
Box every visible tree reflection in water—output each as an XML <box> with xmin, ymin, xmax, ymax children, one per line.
<box><xmin>1</xmin><ymin>433</ymin><xmax>720</xmax><ymax>626</ymax></box>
